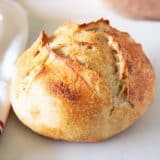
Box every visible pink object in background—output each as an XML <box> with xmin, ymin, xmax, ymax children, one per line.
<box><xmin>0</xmin><ymin>81</ymin><xmax>10</xmax><ymax>134</ymax></box>
<box><xmin>103</xmin><ymin>0</ymin><xmax>160</xmax><ymax>20</ymax></box>
<box><xmin>0</xmin><ymin>120</ymin><xmax>4</xmax><ymax>133</ymax></box>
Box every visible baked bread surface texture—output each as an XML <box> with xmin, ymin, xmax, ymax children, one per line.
<box><xmin>10</xmin><ymin>19</ymin><xmax>155</xmax><ymax>142</ymax></box>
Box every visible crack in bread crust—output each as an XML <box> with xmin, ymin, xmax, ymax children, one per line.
<box><xmin>49</xmin><ymin>20</ymin><xmax>135</xmax><ymax>117</ymax></box>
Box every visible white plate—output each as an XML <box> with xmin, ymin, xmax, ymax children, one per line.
<box><xmin>0</xmin><ymin>0</ymin><xmax>28</xmax><ymax>139</ymax></box>
<box><xmin>0</xmin><ymin>0</ymin><xmax>160</xmax><ymax>160</ymax></box>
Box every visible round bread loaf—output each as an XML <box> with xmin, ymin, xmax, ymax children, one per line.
<box><xmin>10</xmin><ymin>19</ymin><xmax>155</xmax><ymax>142</ymax></box>
<box><xmin>104</xmin><ymin>0</ymin><xmax>160</xmax><ymax>20</ymax></box>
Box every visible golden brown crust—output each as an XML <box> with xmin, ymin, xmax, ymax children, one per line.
<box><xmin>103</xmin><ymin>24</ymin><xmax>156</xmax><ymax>114</ymax></box>
<box><xmin>10</xmin><ymin>19</ymin><xmax>155</xmax><ymax>142</ymax></box>
<box><xmin>76</xmin><ymin>19</ymin><xmax>155</xmax><ymax>114</ymax></box>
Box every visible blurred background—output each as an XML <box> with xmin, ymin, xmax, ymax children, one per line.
<box><xmin>16</xmin><ymin>0</ymin><xmax>119</xmax><ymax>46</ymax></box>
<box><xmin>14</xmin><ymin>0</ymin><xmax>160</xmax><ymax>55</ymax></box>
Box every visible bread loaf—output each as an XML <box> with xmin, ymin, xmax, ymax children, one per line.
<box><xmin>10</xmin><ymin>19</ymin><xmax>155</xmax><ymax>142</ymax></box>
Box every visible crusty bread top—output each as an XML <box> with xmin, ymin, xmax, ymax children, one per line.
<box><xmin>14</xmin><ymin>19</ymin><xmax>155</xmax><ymax>118</ymax></box>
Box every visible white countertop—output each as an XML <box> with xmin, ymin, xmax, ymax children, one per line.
<box><xmin>0</xmin><ymin>0</ymin><xmax>160</xmax><ymax>160</ymax></box>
